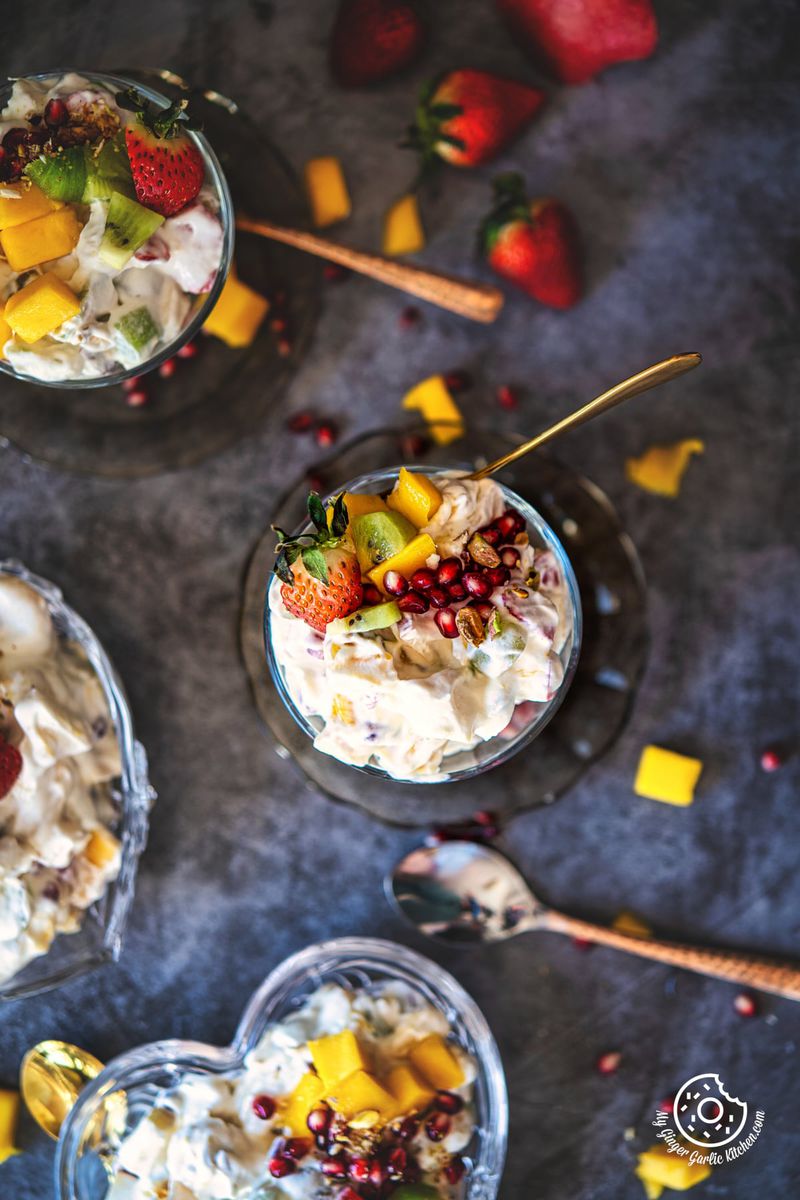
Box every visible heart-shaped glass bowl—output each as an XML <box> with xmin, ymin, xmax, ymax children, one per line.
<box><xmin>56</xmin><ymin>937</ymin><xmax>508</xmax><ymax>1199</ymax></box>
<box><xmin>0</xmin><ymin>559</ymin><xmax>154</xmax><ymax>1000</ymax></box>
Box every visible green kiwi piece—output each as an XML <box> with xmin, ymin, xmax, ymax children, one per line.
<box><xmin>115</xmin><ymin>306</ymin><xmax>159</xmax><ymax>350</ymax></box>
<box><xmin>82</xmin><ymin>134</ymin><xmax>134</xmax><ymax>202</ymax></box>
<box><xmin>25</xmin><ymin>148</ymin><xmax>86</xmax><ymax>202</ymax></box>
<box><xmin>328</xmin><ymin>600</ymin><xmax>401</xmax><ymax>638</ymax></box>
<box><xmin>351</xmin><ymin>511</ymin><xmax>417</xmax><ymax>573</ymax></box>
<box><xmin>99</xmin><ymin>191</ymin><xmax>164</xmax><ymax>269</ymax></box>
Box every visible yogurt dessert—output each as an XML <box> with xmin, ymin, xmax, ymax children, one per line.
<box><xmin>0</xmin><ymin>575</ymin><xmax>122</xmax><ymax>985</ymax></box>
<box><xmin>268</xmin><ymin>468</ymin><xmax>575</xmax><ymax>781</ymax></box>
<box><xmin>109</xmin><ymin>979</ymin><xmax>476</xmax><ymax>1200</ymax></box>
<box><xmin>0</xmin><ymin>72</ymin><xmax>227</xmax><ymax>382</ymax></box>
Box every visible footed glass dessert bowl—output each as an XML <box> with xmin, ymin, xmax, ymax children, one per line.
<box><xmin>56</xmin><ymin>937</ymin><xmax>508</xmax><ymax>1200</ymax></box>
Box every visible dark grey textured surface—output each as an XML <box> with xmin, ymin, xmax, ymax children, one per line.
<box><xmin>1</xmin><ymin>1</ymin><xmax>799</xmax><ymax>1196</ymax></box>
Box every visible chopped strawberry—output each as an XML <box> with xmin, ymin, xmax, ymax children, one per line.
<box><xmin>405</xmin><ymin>69</ymin><xmax>545</xmax><ymax>171</ymax></box>
<box><xmin>479</xmin><ymin>173</ymin><xmax>583</xmax><ymax>309</ymax></box>
<box><xmin>495</xmin><ymin>0</ymin><xmax>658</xmax><ymax>85</ymax></box>
<box><xmin>0</xmin><ymin>735</ymin><xmax>22</xmax><ymax>799</ymax></box>
<box><xmin>116</xmin><ymin>88</ymin><xmax>204</xmax><ymax>217</ymax></box>
<box><xmin>330</xmin><ymin>0</ymin><xmax>427</xmax><ymax>87</ymax></box>
<box><xmin>274</xmin><ymin>493</ymin><xmax>363</xmax><ymax>632</ymax></box>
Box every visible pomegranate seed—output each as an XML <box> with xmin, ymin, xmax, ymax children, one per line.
<box><xmin>2</xmin><ymin>128</ymin><xmax>28</xmax><ymax>152</ymax></box>
<box><xmin>479</xmin><ymin>526</ymin><xmax>501</xmax><ymax>546</ymax></box>
<box><xmin>497</xmin><ymin>384</ymin><xmax>519</xmax><ymax>409</ymax></box>
<box><xmin>314</xmin><ymin>1132</ymin><xmax>330</xmax><ymax>1152</ymax></box>
<box><xmin>306</xmin><ymin>471</ymin><xmax>326</xmax><ymax>492</ymax></box>
<box><xmin>444</xmin><ymin>369</ymin><xmax>472</xmax><ymax>393</ymax></box>
<box><xmin>428</xmin><ymin>586</ymin><xmax>450</xmax><ymax>609</ymax></box>
<box><xmin>388</xmin><ymin>1147</ymin><xmax>407</xmax><ymax>1179</ymax></box>
<box><xmin>435</xmin><ymin>608</ymin><xmax>459</xmax><ymax>638</ymax></box>
<box><xmin>463</xmin><ymin>572</ymin><xmax>492</xmax><ymax>598</ymax></box>
<box><xmin>400</xmin><ymin>432</ymin><xmax>428</xmax><ymax>458</ymax></box>
<box><xmin>42</xmin><ymin>881</ymin><xmax>60</xmax><ymax>901</ymax></box>
<box><xmin>447</xmin><ymin>580</ymin><xmax>467</xmax><ymax>601</ymax></box>
<box><xmin>444</xmin><ymin>1156</ymin><xmax>466</xmax><ymax>1183</ymax></box>
<box><xmin>396</xmin><ymin>1116</ymin><xmax>418</xmax><ymax>1141</ymax></box>
<box><xmin>277</xmin><ymin>334</ymin><xmax>293</xmax><ymax>357</ymax></box>
<box><xmin>315</xmin><ymin>421</ymin><xmax>337</xmax><ymax>448</ymax></box>
<box><xmin>44</xmin><ymin>98</ymin><xmax>68</xmax><ymax>127</ymax></box>
<box><xmin>321</xmin><ymin>1157</ymin><xmax>347</xmax><ymax>1177</ymax></box>
<box><xmin>398</xmin><ymin>590</ymin><xmax>429</xmax><ymax>613</ymax></box>
<box><xmin>287</xmin><ymin>411</ymin><xmax>313</xmax><ymax>433</ymax></box>
<box><xmin>125</xmin><ymin>388</ymin><xmax>149</xmax><ymax>408</ymax></box>
<box><xmin>268</xmin><ymin>1155</ymin><xmax>295</xmax><ymax>1177</ymax></box>
<box><xmin>252</xmin><ymin>1094</ymin><xmax>276</xmax><ymax>1120</ymax></box>
<box><xmin>339</xmin><ymin>1190</ymin><xmax>361</xmax><ymax>1200</ymax></box>
<box><xmin>435</xmin><ymin>557</ymin><xmax>462</xmax><ymax>586</ymax></box>
<box><xmin>493</xmin><ymin>514</ymin><xmax>517</xmax><ymax>540</ymax></box>
<box><xmin>435</xmin><ymin>1091</ymin><xmax>464</xmax><ymax>1114</ymax></box>
<box><xmin>399</xmin><ymin>305</ymin><xmax>421</xmax><ymax>329</ymax></box>
<box><xmin>658</xmin><ymin>1095</ymin><xmax>675</xmax><ymax>1114</ymax></box>
<box><xmin>734</xmin><ymin>992</ymin><xmax>757</xmax><ymax>1017</ymax></box>
<box><xmin>270</xmin><ymin>315</ymin><xmax>289</xmax><ymax>334</ymax></box>
<box><xmin>368</xmin><ymin>1159</ymin><xmax>387</xmax><ymax>1186</ymax></box>
<box><xmin>500</xmin><ymin>546</ymin><xmax>520</xmax><ymax>568</ymax></box>
<box><xmin>177</xmin><ymin>340</ymin><xmax>199</xmax><ymax>359</ymax></box>
<box><xmin>306</xmin><ymin>1107</ymin><xmax>331</xmax><ymax>1135</ymax></box>
<box><xmin>122</xmin><ymin>375</ymin><xmax>142</xmax><ymax>392</ymax></box>
<box><xmin>483</xmin><ymin>565</ymin><xmax>509</xmax><ymax>587</ymax></box>
<box><xmin>506</xmin><ymin>508</ymin><xmax>526</xmax><ymax>533</ymax></box>
<box><xmin>158</xmin><ymin>357</ymin><xmax>177</xmax><ymax>379</ymax></box>
<box><xmin>383</xmin><ymin>570</ymin><xmax>409</xmax><ymax>596</ymax></box>
<box><xmin>472</xmin><ymin>601</ymin><xmax>495</xmax><ymax>622</ymax></box>
<box><xmin>425</xmin><ymin>1112</ymin><xmax>450</xmax><ymax>1141</ymax></box>
<box><xmin>349</xmin><ymin>1157</ymin><xmax>370</xmax><ymax>1182</ymax></box>
<box><xmin>361</xmin><ymin>583</ymin><xmax>383</xmax><ymax>606</ymax></box>
<box><xmin>596</xmin><ymin>1051</ymin><xmax>622</xmax><ymax>1075</ymax></box>
<box><xmin>410</xmin><ymin>568</ymin><xmax>436</xmax><ymax>590</ymax></box>
<box><xmin>760</xmin><ymin>749</ymin><xmax>782</xmax><ymax>772</ymax></box>
<box><xmin>323</xmin><ymin>262</ymin><xmax>350</xmax><ymax>282</ymax></box>
<box><xmin>284</xmin><ymin>1137</ymin><xmax>310</xmax><ymax>1159</ymax></box>
<box><xmin>572</xmin><ymin>936</ymin><xmax>593</xmax><ymax>951</ymax></box>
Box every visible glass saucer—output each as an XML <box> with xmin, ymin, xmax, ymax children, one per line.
<box><xmin>240</xmin><ymin>426</ymin><xmax>648</xmax><ymax>827</ymax></box>
<box><xmin>0</xmin><ymin>69</ymin><xmax>321</xmax><ymax>477</ymax></box>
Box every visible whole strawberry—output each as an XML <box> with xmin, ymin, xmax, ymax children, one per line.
<box><xmin>0</xmin><ymin>734</ymin><xmax>22</xmax><ymax>800</ymax></box>
<box><xmin>116</xmin><ymin>88</ymin><xmax>204</xmax><ymax>217</ymax></box>
<box><xmin>274</xmin><ymin>493</ymin><xmax>363</xmax><ymax>633</ymax></box>
<box><xmin>479</xmin><ymin>174</ymin><xmax>583</xmax><ymax>309</ymax></box>
<box><xmin>330</xmin><ymin>0</ymin><xmax>427</xmax><ymax>87</ymax></box>
<box><xmin>495</xmin><ymin>0</ymin><xmax>658</xmax><ymax>85</ymax></box>
<box><xmin>405</xmin><ymin>69</ymin><xmax>545</xmax><ymax>171</ymax></box>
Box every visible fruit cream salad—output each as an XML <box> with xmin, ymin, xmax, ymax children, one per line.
<box><xmin>0</xmin><ymin>575</ymin><xmax>122</xmax><ymax>985</ymax></box>
<box><xmin>268</xmin><ymin>469</ymin><xmax>573</xmax><ymax>780</ymax></box>
<box><xmin>0</xmin><ymin>73</ymin><xmax>225</xmax><ymax>382</ymax></box>
<box><xmin>108</xmin><ymin>980</ymin><xmax>476</xmax><ymax>1200</ymax></box>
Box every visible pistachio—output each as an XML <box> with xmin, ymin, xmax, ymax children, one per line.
<box><xmin>511</xmin><ymin>587</ymin><xmax>529</xmax><ymax>599</ymax></box>
<box><xmin>456</xmin><ymin>606</ymin><xmax>486</xmax><ymax>646</ymax></box>
<box><xmin>467</xmin><ymin>532</ymin><xmax>501</xmax><ymax>568</ymax></box>
<box><xmin>349</xmin><ymin>1108</ymin><xmax>381</xmax><ymax>1130</ymax></box>
<box><xmin>514</xmin><ymin>532</ymin><xmax>529</xmax><ymax>546</ymax></box>
<box><xmin>526</xmin><ymin>570</ymin><xmax>540</xmax><ymax>590</ymax></box>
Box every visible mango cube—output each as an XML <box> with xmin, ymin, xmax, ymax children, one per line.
<box><xmin>383</xmin><ymin>193</ymin><xmax>425</xmax><ymax>257</ymax></box>
<box><xmin>0</xmin><ymin>314</ymin><xmax>11</xmax><ymax>359</ymax></box>
<box><xmin>612</xmin><ymin>911</ymin><xmax>653</xmax><ymax>939</ymax></box>
<box><xmin>328</xmin><ymin>492</ymin><xmax>389</xmax><ymax>527</ymax></box>
<box><xmin>634</xmin><ymin>1168</ymin><xmax>664</xmax><ymax>1199</ymax></box>
<box><xmin>304</xmin><ymin>156</ymin><xmax>351</xmax><ymax>228</ymax></box>
<box><xmin>326</xmin><ymin>1069</ymin><xmax>396</xmax><ymax>1121</ymax></box>
<box><xmin>634</xmin><ymin>745</ymin><xmax>703</xmax><ymax>807</ymax></box>
<box><xmin>385</xmin><ymin>1063</ymin><xmax>435</xmax><ymax>1118</ymax></box>
<box><xmin>85</xmin><ymin>827</ymin><xmax>121</xmax><ymax>869</ymax></box>
<box><xmin>368</xmin><ymin>533</ymin><xmax>437</xmax><ymax>593</ymax></box>
<box><xmin>0</xmin><ymin>206</ymin><xmax>81</xmax><ymax>271</ymax></box>
<box><xmin>626</xmin><ymin>439</ymin><xmax>704</xmax><ymax>498</ymax></box>
<box><xmin>636</xmin><ymin>1145</ymin><xmax>712</xmax><ymax>1190</ymax></box>
<box><xmin>203</xmin><ymin>270</ymin><xmax>269</xmax><ymax>348</ymax></box>
<box><xmin>4</xmin><ymin>272</ymin><xmax>81</xmax><ymax>343</ymax></box>
<box><xmin>281</xmin><ymin>1072</ymin><xmax>325</xmax><ymax>1137</ymax></box>
<box><xmin>0</xmin><ymin>1088</ymin><xmax>21</xmax><ymax>1165</ymax></box>
<box><xmin>388</xmin><ymin>467</ymin><xmax>442</xmax><ymax>528</ymax></box>
<box><xmin>402</xmin><ymin>375</ymin><xmax>464</xmax><ymax>445</ymax></box>
<box><xmin>408</xmin><ymin>1034</ymin><xmax>464</xmax><ymax>1091</ymax></box>
<box><xmin>0</xmin><ymin>181</ymin><xmax>58</xmax><ymax>230</ymax></box>
<box><xmin>309</xmin><ymin>1030</ymin><xmax>369</xmax><ymax>1089</ymax></box>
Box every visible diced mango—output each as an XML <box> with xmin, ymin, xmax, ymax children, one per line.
<box><xmin>408</xmin><ymin>1034</ymin><xmax>464</xmax><ymax>1091</ymax></box>
<box><xmin>0</xmin><ymin>206</ymin><xmax>81</xmax><ymax>271</ymax></box>
<box><xmin>85</xmin><ymin>828</ymin><xmax>121</xmax><ymax>869</ymax></box>
<box><xmin>634</xmin><ymin>1167</ymin><xmax>664</xmax><ymax>1200</ymax></box>
<box><xmin>383</xmin><ymin>193</ymin><xmax>425</xmax><ymax>257</ymax></box>
<box><xmin>368</xmin><ymin>533</ymin><xmax>437</xmax><ymax>593</ymax></box>
<box><xmin>0</xmin><ymin>314</ymin><xmax>11</xmax><ymax>359</ymax></box>
<box><xmin>636</xmin><ymin>1145</ymin><xmax>712</xmax><ymax>1191</ymax></box>
<box><xmin>304</xmin><ymin>156</ymin><xmax>351</xmax><ymax>228</ymax></box>
<box><xmin>0</xmin><ymin>1088</ymin><xmax>21</xmax><ymax>1165</ymax></box>
<box><xmin>309</xmin><ymin>1030</ymin><xmax>369</xmax><ymax>1089</ymax></box>
<box><xmin>388</xmin><ymin>467</ymin><xmax>441</xmax><ymax>528</ymax></box>
<box><xmin>4</xmin><ymin>272</ymin><xmax>81</xmax><ymax>343</ymax></box>
<box><xmin>326</xmin><ymin>1069</ymin><xmax>396</xmax><ymax>1121</ymax></box>
<box><xmin>203</xmin><ymin>270</ymin><xmax>269</xmax><ymax>348</ymax></box>
<box><xmin>634</xmin><ymin>745</ymin><xmax>703</xmax><ymax>807</ymax></box>
<box><xmin>402</xmin><ymin>375</ymin><xmax>464</xmax><ymax>445</ymax></box>
<box><xmin>331</xmin><ymin>694</ymin><xmax>355</xmax><ymax>725</ymax></box>
<box><xmin>281</xmin><ymin>1072</ymin><xmax>325</xmax><ymax>1137</ymax></box>
<box><xmin>328</xmin><ymin>492</ymin><xmax>389</xmax><ymax>527</ymax></box>
<box><xmin>0</xmin><ymin>181</ymin><xmax>59</xmax><ymax>230</ymax></box>
<box><xmin>612</xmin><ymin>911</ymin><xmax>653</xmax><ymax>939</ymax></box>
<box><xmin>626</xmin><ymin>439</ymin><xmax>704</xmax><ymax>498</ymax></box>
<box><xmin>385</xmin><ymin>1063</ymin><xmax>435</xmax><ymax>1118</ymax></box>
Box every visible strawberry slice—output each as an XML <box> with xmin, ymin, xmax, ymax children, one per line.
<box><xmin>116</xmin><ymin>87</ymin><xmax>204</xmax><ymax>217</ymax></box>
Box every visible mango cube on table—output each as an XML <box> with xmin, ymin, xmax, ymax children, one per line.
<box><xmin>383</xmin><ymin>193</ymin><xmax>425</xmax><ymax>256</ymax></box>
<box><xmin>368</xmin><ymin>533</ymin><xmax>437</xmax><ymax>593</ymax></box>
<box><xmin>388</xmin><ymin>467</ymin><xmax>442</xmax><ymax>527</ymax></box>
<box><xmin>309</xmin><ymin>1029</ymin><xmax>369</xmax><ymax>1089</ymax></box>
<box><xmin>635</xmin><ymin>1168</ymin><xmax>664</xmax><ymax>1199</ymax></box>
<box><xmin>409</xmin><ymin>1033</ymin><xmax>464</xmax><ymax>1090</ymax></box>
<box><xmin>612</xmin><ymin>910</ymin><xmax>653</xmax><ymax>939</ymax></box>
<box><xmin>402</xmin><ymin>375</ymin><xmax>464</xmax><ymax>445</ymax></box>
<box><xmin>0</xmin><ymin>180</ymin><xmax>59</xmax><ymax>230</ymax></box>
<box><xmin>326</xmin><ymin>1068</ymin><xmax>396</xmax><ymax>1121</ymax></box>
<box><xmin>281</xmin><ymin>1072</ymin><xmax>325</xmax><ymax>1137</ymax></box>
<box><xmin>626</xmin><ymin>439</ymin><xmax>704</xmax><ymax>498</ymax></box>
<box><xmin>385</xmin><ymin>1063</ymin><xmax>435</xmax><ymax>1117</ymax></box>
<box><xmin>0</xmin><ymin>1088</ymin><xmax>21</xmax><ymax>1165</ymax></box>
<box><xmin>634</xmin><ymin>745</ymin><xmax>703</xmax><ymax>806</ymax></box>
<box><xmin>636</xmin><ymin>1144</ymin><xmax>711</xmax><ymax>1190</ymax></box>
<box><xmin>304</xmin><ymin>156</ymin><xmax>351</xmax><ymax>228</ymax></box>
<box><xmin>4</xmin><ymin>272</ymin><xmax>81</xmax><ymax>343</ymax></box>
<box><xmin>0</xmin><ymin>314</ymin><xmax>11</xmax><ymax>359</ymax></box>
<box><xmin>85</xmin><ymin>828</ymin><xmax>121</xmax><ymax>869</ymax></box>
<box><xmin>0</xmin><ymin>206</ymin><xmax>81</xmax><ymax>272</ymax></box>
<box><xmin>203</xmin><ymin>270</ymin><xmax>269</xmax><ymax>348</ymax></box>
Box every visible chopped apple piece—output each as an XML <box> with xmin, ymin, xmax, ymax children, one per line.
<box><xmin>402</xmin><ymin>375</ymin><xmax>464</xmax><ymax>445</ymax></box>
<box><xmin>626</xmin><ymin>439</ymin><xmax>704</xmax><ymax>498</ymax></box>
<box><xmin>636</xmin><ymin>1145</ymin><xmax>712</xmax><ymax>1190</ymax></box>
<box><xmin>326</xmin><ymin>1069</ymin><xmax>396</xmax><ymax>1121</ymax></box>
<box><xmin>368</xmin><ymin>533</ymin><xmax>437</xmax><ymax>592</ymax></box>
<box><xmin>85</xmin><ymin>827</ymin><xmax>121</xmax><ymax>869</ymax></box>
<box><xmin>408</xmin><ymin>1034</ymin><xmax>464</xmax><ymax>1090</ymax></box>
<box><xmin>634</xmin><ymin>745</ymin><xmax>703</xmax><ymax>806</ymax></box>
<box><xmin>388</xmin><ymin>467</ymin><xmax>442</xmax><ymax>527</ymax></box>
<box><xmin>612</xmin><ymin>911</ymin><xmax>653</xmax><ymax>938</ymax></box>
<box><xmin>383</xmin><ymin>193</ymin><xmax>425</xmax><ymax>256</ymax></box>
<box><xmin>0</xmin><ymin>206</ymin><xmax>81</xmax><ymax>271</ymax></box>
<box><xmin>385</xmin><ymin>1063</ymin><xmax>435</xmax><ymax>1118</ymax></box>
<box><xmin>0</xmin><ymin>314</ymin><xmax>11</xmax><ymax>359</ymax></box>
<box><xmin>0</xmin><ymin>180</ymin><xmax>59</xmax><ymax>230</ymax></box>
<box><xmin>0</xmin><ymin>1088</ymin><xmax>21</xmax><ymax>1165</ymax></box>
<box><xmin>281</xmin><ymin>1072</ymin><xmax>325</xmax><ymax>1137</ymax></box>
<box><xmin>309</xmin><ymin>1029</ymin><xmax>369</xmax><ymax>1089</ymax></box>
<box><xmin>304</xmin><ymin>156</ymin><xmax>351</xmax><ymax>228</ymax></box>
<box><xmin>4</xmin><ymin>272</ymin><xmax>81</xmax><ymax>343</ymax></box>
<box><xmin>203</xmin><ymin>270</ymin><xmax>269</xmax><ymax>348</ymax></box>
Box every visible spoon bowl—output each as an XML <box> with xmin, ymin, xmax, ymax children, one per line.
<box><xmin>20</xmin><ymin>1041</ymin><xmax>125</xmax><ymax>1142</ymax></box>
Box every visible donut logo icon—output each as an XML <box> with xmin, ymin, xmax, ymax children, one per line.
<box><xmin>673</xmin><ymin>1073</ymin><xmax>748</xmax><ymax>1148</ymax></box>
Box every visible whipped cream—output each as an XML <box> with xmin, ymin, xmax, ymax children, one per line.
<box><xmin>0</xmin><ymin>576</ymin><xmax>121</xmax><ymax>985</ymax></box>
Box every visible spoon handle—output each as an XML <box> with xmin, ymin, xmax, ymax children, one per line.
<box><xmin>236</xmin><ymin>216</ymin><xmax>504</xmax><ymax>324</ymax></box>
<box><xmin>542</xmin><ymin>910</ymin><xmax>800</xmax><ymax>1001</ymax></box>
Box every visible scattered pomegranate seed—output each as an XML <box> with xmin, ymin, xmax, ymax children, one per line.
<box><xmin>268</xmin><ymin>1155</ymin><xmax>295</xmax><ymax>1177</ymax></box>
<box><xmin>463</xmin><ymin>572</ymin><xmax>492</xmax><ymax>599</ymax></box>
<box><xmin>572</xmin><ymin>936</ymin><xmax>593</xmax><ymax>951</ymax></box>
<box><xmin>425</xmin><ymin>1112</ymin><xmax>451</xmax><ymax>1141</ymax></box>
<box><xmin>734</xmin><ymin>992</ymin><xmax>758</xmax><ymax>1017</ymax></box>
<box><xmin>158</xmin><ymin>357</ymin><xmax>177</xmax><ymax>379</ymax></box>
<box><xmin>497</xmin><ymin>384</ymin><xmax>519</xmax><ymax>409</ymax></box>
<box><xmin>277</xmin><ymin>334</ymin><xmax>293</xmax><ymax>357</ymax></box>
<box><xmin>361</xmin><ymin>583</ymin><xmax>383</xmax><ymax>606</ymax></box>
<box><xmin>348</xmin><ymin>1157</ymin><xmax>370</xmax><ymax>1182</ymax></box>
<box><xmin>177</xmin><ymin>340</ymin><xmax>199</xmax><ymax>359</ymax></box>
<box><xmin>447</xmin><ymin>580</ymin><xmax>467</xmax><ymax>601</ymax></box>
<box><xmin>436</xmin><ymin>557</ymin><xmax>462</xmax><ymax>586</ymax></box>
<box><xmin>760</xmin><ymin>749</ymin><xmax>783</xmax><ymax>772</ymax></box>
<box><xmin>500</xmin><ymin>546</ymin><xmax>520</xmax><ymax>568</ymax></box>
<box><xmin>270</xmin><ymin>315</ymin><xmax>289</xmax><ymax>334</ymax></box>
<box><xmin>428</xmin><ymin>586</ymin><xmax>449</xmax><ymax>609</ymax></box>
<box><xmin>287</xmin><ymin>411</ymin><xmax>314</xmax><ymax>433</ymax></box>
<box><xmin>399</xmin><ymin>432</ymin><xmax>428</xmax><ymax>458</ymax></box>
<box><xmin>399</xmin><ymin>305</ymin><xmax>421</xmax><ymax>329</ymax></box>
<box><xmin>368</xmin><ymin>1159</ymin><xmax>387</xmax><ymax>1187</ymax></box>
<box><xmin>388</xmin><ymin>1146</ymin><xmax>408</xmax><ymax>1178</ymax></box>
<box><xmin>658</xmin><ymin>1095</ymin><xmax>676</xmax><ymax>1114</ymax></box>
<box><xmin>122</xmin><ymin>375</ymin><xmax>142</xmax><ymax>392</ymax></box>
<box><xmin>396</xmin><ymin>1116</ymin><xmax>418</xmax><ymax>1141</ymax></box>
<box><xmin>435</xmin><ymin>1091</ymin><xmax>464</xmax><ymax>1114</ymax></box>
<box><xmin>252</xmin><ymin>1094</ymin><xmax>276</xmax><ymax>1120</ymax></box>
<box><xmin>596</xmin><ymin>1051</ymin><xmax>622</xmax><ymax>1075</ymax></box>
<box><xmin>321</xmin><ymin>1156</ymin><xmax>346</xmax><ymax>1177</ymax></box>
<box><xmin>444</xmin><ymin>1156</ymin><xmax>466</xmax><ymax>1183</ymax></box>
<box><xmin>383</xmin><ymin>570</ymin><xmax>409</xmax><ymax>597</ymax></box>
<box><xmin>410</xmin><ymin>568</ymin><xmax>436</xmax><ymax>591</ymax></box>
<box><xmin>475</xmin><ymin>809</ymin><xmax>497</xmax><ymax>826</ymax></box>
<box><xmin>398</xmin><ymin>590</ymin><xmax>429</xmax><ymax>613</ymax></box>
<box><xmin>444</xmin><ymin>369</ymin><xmax>472</xmax><ymax>393</ymax></box>
<box><xmin>479</xmin><ymin>526</ymin><xmax>501</xmax><ymax>546</ymax></box>
<box><xmin>125</xmin><ymin>388</ymin><xmax>149</xmax><ymax>408</ymax></box>
<box><xmin>323</xmin><ymin>262</ymin><xmax>350</xmax><ymax>282</ymax></box>
<box><xmin>306</xmin><ymin>471</ymin><xmax>326</xmax><ymax>493</ymax></box>
<box><xmin>435</xmin><ymin>608</ymin><xmax>459</xmax><ymax>638</ymax></box>
<box><xmin>283</xmin><ymin>1137</ymin><xmax>310</xmax><ymax>1159</ymax></box>
<box><xmin>483</xmin><ymin>565</ymin><xmax>509</xmax><ymax>587</ymax></box>
<box><xmin>44</xmin><ymin>98</ymin><xmax>68</xmax><ymax>127</ymax></box>
<box><xmin>315</xmin><ymin>421</ymin><xmax>337</xmax><ymax>448</ymax></box>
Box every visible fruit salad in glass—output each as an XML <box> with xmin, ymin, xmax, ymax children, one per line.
<box><xmin>266</xmin><ymin>466</ymin><xmax>580</xmax><ymax>782</ymax></box>
<box><xmin>0</xmin><ymin>71</ymin><xmax>232</xmax><ymax>385</ymax></box>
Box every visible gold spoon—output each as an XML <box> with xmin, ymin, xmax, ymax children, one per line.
<box><xmin>469</xmin><ymin>352</ymin><xmax>702</xmax><ymax>480</ymax></box>
<box><xmin>20</xmin><ymin>1040</ymin><xmax>125</xmax><ymax>1141</ymax></box>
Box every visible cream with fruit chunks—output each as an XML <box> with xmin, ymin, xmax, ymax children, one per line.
<box><xmin>107</xmin><ymin>980</ymin><xmax>476</xmax><ymax>1200</ymax></box>
<box><xmin>0</xmin><ymin>72</ymin><xmax>224</xmax><ymax>381</ymax></box>
<box><xmin>0</xmin><ymin>576</ymin><xmax>122</xmax><ymax>986</ymax></box>
<box><xmin>269</xmin><ymin>470</ymin><xmax>573</xmax><ymax>780</ymax></box>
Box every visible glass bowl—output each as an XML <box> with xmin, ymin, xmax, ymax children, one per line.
<box><xmin>264</xmin><ymin>466</ymin><xmax>582</xmax><ymax>787</ymax></box>
<box><xmin>56</xmin><ymin>936</ymin><xmax>508</xmax><ymax>1199</ymax></box>
<box><xmin>0</xmin><ymin>559</ymin><xmax>155</xmax><ymax>1000</ymax></box>
<box><xmin>0</xmin><ymin>69</ymin><xmax>234</xmax><ymax>389</ymax></box>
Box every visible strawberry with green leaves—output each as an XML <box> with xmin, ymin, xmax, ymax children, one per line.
<box><xmin>274</xmin><ymin>493</ymin><xmax>363</xmax><ymax>633</ymax></box>
<box><xmin>330</xmin><ymin>0</ymin><xmax>427</xmax><ymax>88</ymax></box>
<box><xmin>478</xmin><ymin>173</ymin><xmax>583</xmax><ymax>310</ymax></box>
<box><xmin>115</xmin><ymin>88</ymin><xmax>204</xmax><ymax>217</ymax></box>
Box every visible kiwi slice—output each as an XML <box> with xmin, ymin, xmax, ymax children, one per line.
<box><xmin>115</xmin><ymin>306</ymin><xmax>159</xmax><ymax>351</ymax></box>
<box><xmin>99</xmin><ymin>191</ymin><xmax>164</xmax><ymax>269</ymax></box>
<box><xmin>351</xmin><ymin>511</ymin><xmax>416</xmax><ymax>573</ymax></box>
<box><xmin>82</xmin><ymin>134</ymin><xmax>134</xmax><ymax>202</ymax></box>
<box><xmin>26</xmin><ymin>147</ymin><xmax>86</xmax><ymax>202</ymax></box>
<box><xmin>328</xmin><ymin>601</ymin><xmax>401</xmax><ymax>638</ymax></box>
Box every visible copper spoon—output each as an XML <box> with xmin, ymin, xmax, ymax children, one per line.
<box><xmin>388</xmin><ymin>842</ymin><xmax>800</xmax><ymax>1001</ymax></box>
<box><xmin>469</xmin><ymin>352</ymin><xmax>702</xmax><ymax>480</ymax></box>
<box><xmin>236</xmin><ymin>214</ymin><xmax>504</xmax><ymax>324</ymax></box>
